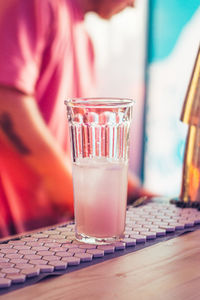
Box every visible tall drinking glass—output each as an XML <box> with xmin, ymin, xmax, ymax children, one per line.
<box><xmin>65</xmin><ymin>97</ymin><xmax>134</xmax><ymax>244</ymax></box>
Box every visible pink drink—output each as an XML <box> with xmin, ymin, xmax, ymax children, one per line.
<box><xmin>72</xmin><ymin>157</ymin><xmax>128</xmax><ymax>241</ymax></box>
<box><xmin>66</xmin><ymin>97</ymin><xmax>134</xmax><ymax>244</ymax></box>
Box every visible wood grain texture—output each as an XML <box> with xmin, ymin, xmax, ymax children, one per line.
<box><xmin>2</xmin><ymin>230</ymin><xmax>200</xmax><ymax>300</ymax></box>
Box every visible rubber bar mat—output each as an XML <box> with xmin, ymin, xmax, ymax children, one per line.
<box><xmin>1</xmin><ymin>201</ymin><xmax>200</xmax><ymax>295</ymax></box>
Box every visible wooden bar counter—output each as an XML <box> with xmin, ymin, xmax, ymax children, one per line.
<box><xmin>1</xmin><ymin>229</ymin><xmax>200</xmax><ymax>300</ymax></box>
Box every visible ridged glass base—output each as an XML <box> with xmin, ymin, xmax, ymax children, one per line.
<box><xmin>75</xmin><ymin>232</ymin><xmax>124</xmax><ymax>245</ymax></box>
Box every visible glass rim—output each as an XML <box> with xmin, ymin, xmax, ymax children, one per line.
<box><xmin>64</xmin><ymin>97</ymin><xmax>135</xmax><ymax>108</ymax></box>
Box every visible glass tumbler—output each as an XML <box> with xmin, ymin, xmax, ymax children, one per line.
<box><xmin>65</xmin><ymin>97</ymin><xmax>134</xmax><ymax>244</ymax></box>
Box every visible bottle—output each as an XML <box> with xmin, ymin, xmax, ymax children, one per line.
<box><xmin>180</xmin><ymin>45</ymin><xmax>200</xmax><ymax>204</ymax></box>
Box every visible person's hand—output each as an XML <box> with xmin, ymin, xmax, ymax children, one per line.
<box><xmin>127</xmin><ymin>171</ymin><xmax>156</xmax><ymax>204</ymax></box>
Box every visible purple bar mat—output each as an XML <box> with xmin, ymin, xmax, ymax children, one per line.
<box><xmin>1</xmin><ymin>198</ymin><xmax>200</xmax><ymax>295</ymax></box>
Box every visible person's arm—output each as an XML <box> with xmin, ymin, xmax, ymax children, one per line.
<box><xmin>0</xmin><ymin>85</ymin><xmax>74</xmax><ymax>215</ymax></box>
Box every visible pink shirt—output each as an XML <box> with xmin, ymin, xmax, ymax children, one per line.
<box><xmin>0</xmin><ymin>0</ymin><xmax>95</xmax><ymax>237</ymax></box>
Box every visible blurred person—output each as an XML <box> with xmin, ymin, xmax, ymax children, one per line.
<box><xmin>0</xmin><ymin>0</ymin><xmax>151</xmax><ymax>238</ymax></box>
